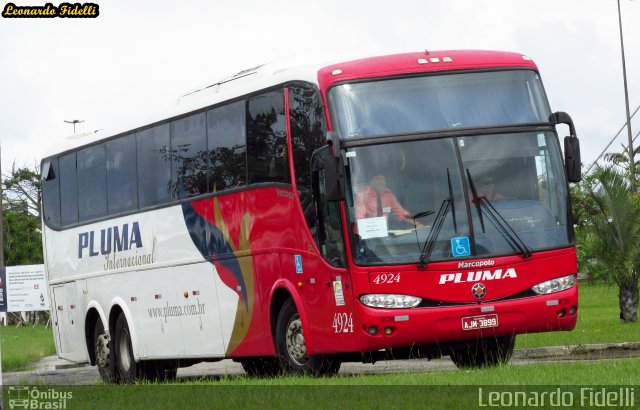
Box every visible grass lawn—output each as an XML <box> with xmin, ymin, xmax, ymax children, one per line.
<box><xmin>0</xmin><ymin>324</ymin><xmax>56</xmax><ymax>372</ymax></box>
<box><xmin>196</xmin><ymin>357</ymin><xmax>640</xmax><ymax>386</ymax></box>
<box><xmin>23</xmin><ymin>359</ymin><xmax>640</xmax><ymax>410</ymax></box>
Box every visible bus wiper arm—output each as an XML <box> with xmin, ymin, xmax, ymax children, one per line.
<box><xmin>466</xmin><ymin>169</ymin><xmax>485</xmax><ymax>232</ymax></box>
<box><xmin>467</xmin><ymin>170</ymin><xmax>531</xmax><ymax>258</ymax></box>
<box><xmin>417</xmin><ymin>197</ymin><xmax>452</xmax><ymax>268</ymax></box>
<box><xmin>417</xmin><ymin>169</ymin><xmax>457</xmax><ymax>268</ymax></box>
<box><xmin>478</xmin><ymin>198</ymin><xmax>532</xmax><ymax>258</ymax></box>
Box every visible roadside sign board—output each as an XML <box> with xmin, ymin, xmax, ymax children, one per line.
<box><xmin>4</xmin><ymin>265</ymin><xmax>49</xmax><ymax>312</ymax></box>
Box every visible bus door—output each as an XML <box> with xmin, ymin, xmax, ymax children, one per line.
<box><xmin>307</xmin><ymin>146</ymin><xmax>356</xmax><ymax>351</ymax></box>
<box><xmin>173</xmin><ymin>263</ymin><xmax>226</xmax><ymax>357</ymax></box>
<box><xmin>51</xmin><ymin>281</ymin><xmax>86</xmax><ymax>361</ymax></box>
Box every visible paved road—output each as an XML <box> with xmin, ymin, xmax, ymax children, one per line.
<box><xmin>3</xmin><ymin>343</ymin><xmax>639</xmax><ymax>386</ymax></box>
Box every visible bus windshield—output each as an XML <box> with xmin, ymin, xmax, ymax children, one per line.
<box><xmin>344</xmin><ymin>132</ymin><xmax>570</xmax><ymax>265</ymax></box>
<box><xmin>329</xmin><ymin>70</ymin><xmax>550</xmax><ymax>138</ymax></box>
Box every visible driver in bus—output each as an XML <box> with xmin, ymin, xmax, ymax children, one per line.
<box><xmin>355</xmin><ymin>174</ymin><xmax>423</xmax><ymax>228</ymax></box>
<box><xmin>473</xmin><ymin>176</ymin><xmax>505</xmax><ymax>202</ymax></box>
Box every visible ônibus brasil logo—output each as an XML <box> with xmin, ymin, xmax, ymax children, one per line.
<box><xmin>7</xmin><ymin>386</ymin><xmax>73</xmax><ymax>409</ymax></box>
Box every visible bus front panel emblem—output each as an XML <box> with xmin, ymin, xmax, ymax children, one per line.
<box><xmin>471</xmin><ymin>283</ymin><xmax>486</xmax><ymax>299</ymax></box>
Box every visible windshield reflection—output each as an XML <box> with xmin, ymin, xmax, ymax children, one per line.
<box><xmin>345</xmin><ymin>133</ymin><xmax>570</xmax><ymax>265</ymax></box>
<box><xmin>346</xmin><ymin>139</ymin><xmax>468</xmax><ymax>265</ymax></box>
<box><xmin>330</xmin><ymin>70</ymin><xmax>550</xmax><ymax>139</ymax></box>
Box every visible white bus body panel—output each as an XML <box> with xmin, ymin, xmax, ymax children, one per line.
<box><xmin>44</xmin><ymin>205</ymin><xmax>238</xmax><ymax>362</ymax></box>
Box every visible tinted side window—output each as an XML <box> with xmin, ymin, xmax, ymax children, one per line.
<box><xmin>289</xmin><ymin>85</ymin><xmax>327</xmax><ymax>228</ymax></box>
<box><xmin>171</xmin><ymin>113</ymin><xmax>207</xmax><ymax>199</ymax></box>
<box><xmin>106</xmin><ymin>134</ymin><xmax>138</xmax><ymax>213</ymax></box>
<box><xmin>137</xmin><ymin>124</ymin><xmax>172</xmax><ymax>208</ymax></box>
<box><xmin>41</xmin><ymin>158</ymin><xmax>61</xmax><ymax>228</ymax></box>
<box><xmin>77</xmin><ymin>145</ymin><xmax>107</xmax><ymax>221</ymax></box>
<box><xmin>247</xmin><ymin>91</ymin><xmax>290</xmax><ymax>184</ymax></box>
<box><xmin>59</xmin><ymin>153</ymin><xmax>78</xmax><ymax>226</ymax></box>
<box><xmin>311</xmin><ymin>149</ymin><xmax>346</xmax><ymax>268</ymax></box>
<box><xmin>207</xmin><ymin>101</ymin><xmax>247</xmax><ymax>191</ymax></box>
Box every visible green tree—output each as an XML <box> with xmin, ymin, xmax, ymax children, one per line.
<box><xmin>2</xmin><ymin>161</ymin><xmax>43</xmax><ymax>265</ymax></box>
<box><xmin>2</xmin><ymin>208</ymin><xmax>42</xmax><ymax>265</ymax></box>
<box><xmin>3</xmin><ymin>162</ymin><xmax>41</xmax><ymax>217</ymax></box>
<box><xmin>584</xmin><ymin>165</ymin><xmax>639</xmax><ymax>322</ymax></box>
<box><xmin>570</xmin><ymin>173</ymin><xmax>607</xmax><ymax>280</ymax></box>
<box><xmin>603</xmin><ymin>145</ymin><xmax>640</xmax><ymax>191</ymax></box>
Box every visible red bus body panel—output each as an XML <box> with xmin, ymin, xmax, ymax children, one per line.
<box><xmin>186</xmin><ymin>187</ymin><xmax>577</xmax><ymax>357</ymax></box>
<box><xmin>184</xmin><ymin>50</ymin><xmax>576</xmax><ymax>358</ymax></box>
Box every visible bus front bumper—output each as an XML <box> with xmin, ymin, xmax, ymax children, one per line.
<box><xmin>354</xmin><ymin>285</ymin><xmax>578</xmax><ymax>351</ymax></box>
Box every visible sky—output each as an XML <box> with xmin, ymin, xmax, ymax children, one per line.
<box><xmin>1</xmin><ymin>0</ymin><xmax>639</xmax><ymax>176</ymax></box>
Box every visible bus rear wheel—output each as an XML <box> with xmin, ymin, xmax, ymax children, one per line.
<box><xmin>94</xmin><ymin>319</ymin><xmax>118</xmax><ymax>383</ymax></box>
<box><xmin>114</xmin><ymin>314</ymin><xmax>143</xmax><ymax>383</ymax></box>
<box><xmin>449</xmin><ymin>335</ymin><xmax>515</xmax><ymax>369</ymax></box>
<box><xmin>275</xmin><ymin>299</ymin><xmax>341</xmax><ymax>376</ymax></box>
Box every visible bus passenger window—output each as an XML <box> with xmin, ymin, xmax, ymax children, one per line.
<box><xmin>247</xmin><ymin>91</ymin><xmax>290</xmax><ymax>184</ymax></box>
<box><xmin>77</xmin><ymin>144</ymin><xmax>107</xmax><ymax>221</ymax></box>
<box><xmin>41</xmin><ymin>158</ymin><xmax>61</xmax><ymax>228</ymax></box>
<box><xmin>137</xmin><ymin>124</ymin><xmax>172</xmax><ymax>208</ymax></box>
<box><xmin>289</xmin><ymin>84</ymin><xmax>327</xmax><ymax>231</ymax></box>
<box><xmin>207</xmin><ymin>101</ymin><xmax>246</xmax><ymax>191</ymax></box>
<box><xmin>171</xmin><ymin>113</ymin><xmax>207</xmax><ymax>198</ymax></box>
<box><xmin>59</xmin><ymin>153</ymin><xmax>79</xmax><ymax>225</ymax></box>
<box><xmin>106</xmin><ymin>135</ymin><xmax>137</xmax><ymax>213</ymax></box>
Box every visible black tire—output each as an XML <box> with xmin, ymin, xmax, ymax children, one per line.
<box><xmin>275</xmin><ymin>299</ymin><xmax>341</xmax><ymax>376</ymax></box>
<box><xmin>114</xmin><ymin>313</ymin><xmax>143</xmax><ymax>383</ymax></box>
<box><xmin>142</xmin><ymin>360</ymin><xmax>178</xmax><ymax>382</ymax></box>
<box><xmin>240</xmin><ymin>357</ymin><xmax>281</xmax><ymax>378</ymax></box>
<box><xmin>94</xmin><ymin>319</ymin><xmax>118</xmax><ymax>383</ymax></box>
<box><xmin>449</xmin><ymin>335</ymin><xmax>515</xmax><ymax>369</ymax></box>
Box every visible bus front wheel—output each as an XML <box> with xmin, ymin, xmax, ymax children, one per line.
<box><xmin>449</xmin><ymin>335</ymin><xmax>515</xmax><ymax>369</ymax></box>
<box><xmin>114</xmin><ymin>314</ymin><xmax>142</xmax><ymax>383</ymax></box>
<box><xmin>94</xmin><ymin>319</ymin><xmax>118</xmax><ymax>383</ymax></box>
<box><xmin>275</xmin><ymin>298</ymin><xmax>341</xmax><ymax>376</ymax></box>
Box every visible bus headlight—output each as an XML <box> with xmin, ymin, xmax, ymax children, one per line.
<box><xmin>531</xmin><ymin>275</ymin><xmax>577</xmax><ymax>295</ymax></box>
<box><xmin>360</xmin><ymin>294</ymin><xmax>422</xmax><ymax>308</ymax></box>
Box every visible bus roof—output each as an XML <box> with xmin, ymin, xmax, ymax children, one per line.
<box><xmin>42</xmin><ymin>50</ymin><xmax>538</xmax><ymax>159</ymax></box>
<box><xmin>318</xmin><ymin>50</ymin><xmax>538</xmax><ymax>89</ymax></box>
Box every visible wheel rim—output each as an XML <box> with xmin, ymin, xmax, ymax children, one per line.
<box><xmin>285</xmin><ymin>313</ymin><xmax>308</xmax><ymax>365</ymax></box>
<box><xmin>95</xmin><ymin>333</ymin><xmax>110</xmax><ymax>369</ymax></box>
<box><xmin>118</xmin><ymin>328</ymin><xmax>132</xmax><ymax>372</ymax></box>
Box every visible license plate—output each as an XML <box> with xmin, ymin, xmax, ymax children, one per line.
<box><xmin>462</xmin><ymin>314</ymin><xmax>498</xmax><ymax>330</ymax></box>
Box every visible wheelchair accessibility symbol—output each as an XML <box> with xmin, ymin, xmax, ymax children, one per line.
<box><xmin>294</xmin><ymin>255</ymin><xmax>303</xmax><ymax>274</ymax></box>
<box><xmin>451</xmin><ymin>237</ymin><xmax>471</xmax><ymax>257</ymax></box>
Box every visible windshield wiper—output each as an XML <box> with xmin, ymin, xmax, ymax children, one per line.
<box><xmin>467</xmin><ymin>169</ymin><xmax>486</xmax><ymax>232</ymax></box>
<box><xmin>466</xmin><ymin>170</ymin><xmax>532</xmax><ymax>258</ymax></box>
<box><xmin>417</xmin><ymin>197</ymin><xmax>451</xmax><ymax>268</ymax></box>
<box><xmin>417</xmin><ymin>169</ymin><xmax>457</xmax><ymax>268</ymax></box>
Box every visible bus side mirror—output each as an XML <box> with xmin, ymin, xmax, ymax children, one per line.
<box><xmin>550</xmin><ymin>112</ymin><xmax>581</xmax><ymax>183</ymax></box>
<box><xmin>564</xmin><ymin>136</ymin><xmax>581</xmax><ymax>183</ymax></box>
<box><xmin>325</xmin><ymin>155</ymin><xmax>345</xmax><ymax>202</ymax></box>
<box><xmin>311</xmin><ymin>146</ymin><xmax>345</xmax><ymax>202</ymax></box>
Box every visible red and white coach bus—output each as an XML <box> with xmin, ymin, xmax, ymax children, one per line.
<box><xmin>41</xmin><ymin>50</ymin><xmax>581</xmax><ymax>382</ymax></box>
